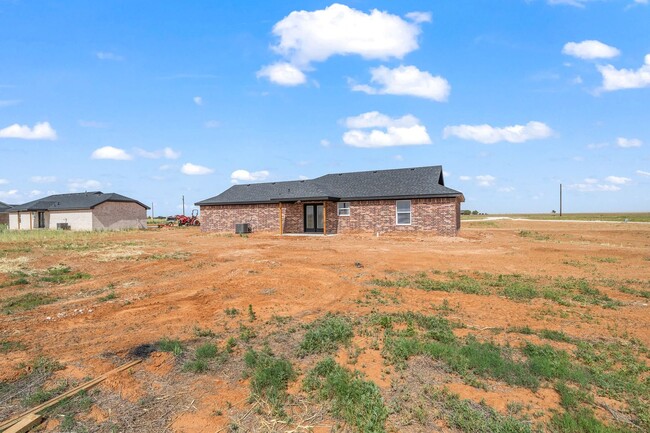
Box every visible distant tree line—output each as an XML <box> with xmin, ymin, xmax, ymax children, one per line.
<box><xmin>461</xmin><ymin>210</ymin><xmax>486</xmax><ymax>216</ymax></box>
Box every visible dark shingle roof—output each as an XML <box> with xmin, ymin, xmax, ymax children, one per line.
<box><xmin>9</xmin><ymin>192</ymin><xmax>149</xmax><ymax>212</ymax></box>
<box><xmin>0</xmin><ymin>201</ymin><xmax>13</xmax><ymax>212</ymax></box>
<box><xmin>196</xmin><ymin>166</ymin><xmax>463</xmax><ymax>206</ymax></box>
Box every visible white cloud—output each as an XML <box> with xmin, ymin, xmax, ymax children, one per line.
<box><xmin>475</xmin><ymin>175</ymin><xmax>496</xmax><ymax>187</ymax></box>
<box><xmin>598</xmin><ymin>54</ymin><xmax>650</xmax><ymax>91</ymax></box>
<box><xmin>135</xmin><ymin>147</ymin><xmax>181</xmax><ymax>159</ymax></box>
<box><xmin>443</xmin><ymin>121</ymin><xmax>553</xmax><ymax>144</ymax></box>
<box><xmin>91</xmin><ymin>146</ymin><xmax>132</xmax><ymax>160</ymax></box>
<box><xmin>498</xmin><ymin>186</ymin><xmax>516</xmax><ymax>192</ymax></box>
<box><xmin>204</xmin><ymin>120</ymin><xmax>220</xmax><ymax>128</ymax></box>
<box><xmin>181</xmin><ymin>163</ymin><xmax>214</xmax><ymax>175</ymax></box>
<box><xmin>342</xmin><ymin>111</ymin><xmax>431</xmax><ymax>148</ymax></box>
<box><xmin>0</xmin><ymin>100</ymin><xmax>20</xmax><ymax>108</ymax></box>
<box><xmin>79</xmin><ymin>120</ymin><xmax>108</xmax><ymax>128</ymax></box>
<box><xmin>0</xmin><ymin>189</ymin><xmax>19</xmax><ymax>200</ymax></box>
<box><xmin>569</xmin><ymin>182</ymin><xmax>620</xmax><ymax>192</ymax></box>
<box><xmin>636</xmin><ymin>170</ymin><xmax>650</xmax><ymax>176</ymax></box>
<box><xmin>459</xmin><ymin>176</ymin><xmax>472</xmax><ymax>181</ymax></box>
<box><xmin>394</xmin><ymin>154</ymin><xmax>404</xmax><ymax>161</ymax></box>
<box><xmin>29</xmin><ymin>190</ymin><xmax>42</xmax><ymax>197</ymax></box>
<box><xmin>320</xmin><ymin>139</ymin><xmax>331</xmax><ymax>147</ymax></box>
<box><xmin>257</xmin><ymin>62</ymin><xmax>307</xmax><ymax>86</ymax></box>
<box><xmin>270</xmin><ymin>4</ymin><xmax>422</xmax><ymax>68</ymax></box>
<box><xmin>585</xmin><ymin>178</ymin><xmax>598</xmax><ymax>184</ymax></box>
<box><xmin>68</xmin><ymin>179</ymin><xmax>101</xmax><ymax>192</ymax></box>
<box><xmin>30</xmin><ymin>176</ymin><xmax>57</xmax><ymax>183</ymax></box>
<box><xmin>96</xmin><ymin>51</ymin><xmax>124</xmax><ymax>61</ymax></box>
<box><xmin>587</xmin><ymin>142</ymin><xmax>608</xmax><ymax>149</ymax></box>
<box><xmin>351</xmin><ymin>65</ymin><xmax>450</xmax><ymax>102</ymax></box>
<box><xmin>0</xmin><ymin>179</ymin><xmax>8</xmax><ymax>185</ymax></box>
<box><xmin>193</xmin><ymin>96</ymin><xmax>203</xmax><ymax>106</ymax></box>
<box><xmin>344</xmin><ymin>111</ymin><xmax>419</xmax><ymax>129</ymax></box>
<box><xmin>616</xmin><ymin>137</ymin><xmax>642</xmax><ymax>148</ymax></box>
<box><xmin>231</xmin><ymin>169</ymin><xmax>270</xmax><ymax>183</ymax></box>
<box><xmin>562</xmin><ymin>40</ymin><xmax>620</xmax><ymax>59</ymax></box>
<box><xmin>0</xmin><ymin>121</ymin><xmax>57</xmax><ymax>140</ymax></box>
<box><xmin>605</xmin><ymin>175</ymin><xmax>631</xmax><ymax>184</ymax></box>
<box><xmin>298</xmin><ymin>175</ymin><xmax>309</xmax><ymax>180</ymax></box>
<box><xmin>404</xmin><ymin>11</ymin><xmax>432</xmax><ymax>23</ymax></box>
<box><xmin>548</xmin><ymin>0</ymin><xmax>590</xmax><ymax>7</ymax></box>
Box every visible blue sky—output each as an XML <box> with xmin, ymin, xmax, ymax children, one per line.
<box><xmin>1</xmin><ymin>0</ymin><xmax>648</xmax><ymax>215</ymax></box>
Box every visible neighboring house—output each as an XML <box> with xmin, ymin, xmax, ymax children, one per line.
<box><xmin>8</xmin><ymin>192</ymin><xmax>149</xmax><ymax>231</ymax></box>
<box><xmin>196</xmin><ymin>166</ymin><xmax>464</xmax><ymax>236</ymax></box>
<box><xmin>0</xmin><ymin>201</ymin><xmax>12</xmax><ymax>226</ymax></box>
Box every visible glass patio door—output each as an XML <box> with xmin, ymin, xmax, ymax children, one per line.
<box><xmin>304</xmin><ymin>204</ymin><xmax>324</xmax><ymax>232</ymax></box>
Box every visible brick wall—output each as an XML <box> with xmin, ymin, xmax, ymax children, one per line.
<box><xmin>337</xmin><ymin>198</ymin><xmax>459</xmax><ymax>236</ymax></box>
<box><xmin>92</xmin><ymin>201</ymin><xmax>148</xmax><ymax>230</ymax></box>
<box><xmin>201</xmin><ymin>197</ymin><xmax>461</xmax><ymax>236</ymax></box>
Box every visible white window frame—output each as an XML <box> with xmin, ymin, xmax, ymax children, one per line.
<box><xmin>337</xmin><ymin>202</ymin><xmax>350</xmax><ymax>216</ymax></box>
<box><xmin>396</xmin><ymin>200</ymin><xmax>411</xmax><ymax>225</ymax></box>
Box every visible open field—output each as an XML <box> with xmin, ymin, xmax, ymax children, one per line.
<box><xmin>1</xmin><ymin>220</ymin><xmax>649</xmax><ymax>432</ymax></box>
<box><xmin>461</xmin><ymin>212</ymin><xmax>650</xmax><ymax>223</ymax></box>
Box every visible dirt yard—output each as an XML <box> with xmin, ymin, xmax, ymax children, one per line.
<box><xmin>1</xmin><ymin>220</ymin><xmax>649</xmax><ymax>432</ymax></box>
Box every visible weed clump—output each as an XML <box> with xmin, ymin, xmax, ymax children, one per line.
<box><xmin>304</xmin><ymin>358</ymin><xmax>387</xmax><ymax>433</ymax></box>
<box><xmin>298</xmin><ymin>314</ymin><xmax>353</xmax><ymax>357</ymax></box>
<box><xmin>243</xmin><ymin>348</ymin><xmax>295</xmax><ymax>416</ymax></box>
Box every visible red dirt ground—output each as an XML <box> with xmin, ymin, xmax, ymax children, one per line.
<box><xmin>1</xmin><ymin>219</ymin><xmax>649</xmax><ymax>431</ymax></box>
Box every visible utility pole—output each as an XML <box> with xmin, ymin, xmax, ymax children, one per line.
<box><xmin>151</xmin><ymin>202</ymin><xmax>154</xmax><ymax>219</ymax></box>
<box><xmin>182</xmin><ymin>195</ymin><xmax>185</xmax><ymax>216</ymax></box>
<box><xmin>559</xmin><ymin>184</ymin><xmax>563</xmax><ymax>217</ymax></box>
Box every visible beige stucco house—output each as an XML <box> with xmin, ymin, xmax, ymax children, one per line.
<box><xmin>8</xmin><ymin>192</ymin><xmax>149</xmax><ymax>231</ymax></box>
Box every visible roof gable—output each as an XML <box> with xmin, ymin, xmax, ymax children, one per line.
<box><xmin>9</xmin><ymin>192</ymin><xmax>149</xmax><ymax>212</ymax></box>
<box><xmin>196</xmin><ymin>166</ymin><xmax>463</xmax><ymax>206</ymax></box>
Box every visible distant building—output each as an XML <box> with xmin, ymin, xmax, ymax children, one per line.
<box><xmin>196</xmin><ymin>165</ymin><xmax>464</xmax><ymax>236</ymax></box>
<box><xmin>0</xmin><ymin>201</ymin><xmax>12</xmax><ymax>226</ymax></box>
<box><xmin>8</xmin><ymin>192</ymin><xmax>149</xmax><ymax>231</ymax></box>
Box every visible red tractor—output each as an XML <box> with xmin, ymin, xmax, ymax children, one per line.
<box><xmin>174</xmin><ymin>209</ymin><xmax>200</xmax><ymax>226</ymax></box>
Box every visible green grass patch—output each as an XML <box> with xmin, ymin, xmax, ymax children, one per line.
<box><xmin>0</xmin><ymin>339</ymin><xmax>26</xmax><ymax>353</ymax></box>
<box><xmin>98</xmin><ymin>291</ymin><xmax>118</xmax><ymax>302</ymax></box>
<box><xmin>550</xmin><ymin>408</ymin><xmax>633</xmax><ymax>433</ymax></box>
<box><xmin>298</xmin><ymin>314</ymin><xmax>354</xmax><ymax>357</ymax></box>
<box><xmin>429</xmin><ymin>387</ymin><xmax>532</xmax><ymax>433</ymax></box>
<box><xmin>157</xmin><ymin>338</ymin><xmax>183</xmax><ymax>356</ymax></box>
<box><xmin>304</xmin><ymin>358</ymin><xmax>387</xmax><ymax>433</ymax></box>
<box><xmin>39</xmin><ymin>265</ymin><xmax>90</xmax><ymax>284</ymax></box>
<box><xmin>244</xmin><ymin>348</ymin><xmax>296</xmax><ymax>416</ymax></box>
<box><xmin>518</xmin><ymin>230</ymin><xmax>550</xmax><ymax>241</ymax></box>
<box><xmin>3</xmin><ymin>292</ymin><xmax>57</xmax><ymax>314</ymax></box>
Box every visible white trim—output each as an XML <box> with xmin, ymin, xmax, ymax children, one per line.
<box><xmin>396</xmin><ymin>200</ymin><xmax>411</xmax><ymax>225</ymax></box>
<box><xmin>337</xmin><ymin>202</ymin><xmax>350</xmax><ymax>216</ymax></box>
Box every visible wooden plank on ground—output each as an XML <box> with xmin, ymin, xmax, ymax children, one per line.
<box><xmin>0</xmin><ymin>359</ymin><xmax>141</xmax><ymax>432</ymax></box>
<box><xmin>3</xmin><ymin>414</ymin><xmax>42</xmax><ymax>433</ymax></box>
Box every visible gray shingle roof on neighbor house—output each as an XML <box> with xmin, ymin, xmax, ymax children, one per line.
<box><xmin>9</xmin><ymin>192</ymin><xmax>149</xmax><ymax>212</ymax></box>
<box><xmin>196</xmin><ymin>166</ymin><xmax>464</xmax><ymax>206</ymax></box>
<box><xmin>0</xmin><ymin>201</ymin><xmax>13</xmax><ymax>212</ymax></box>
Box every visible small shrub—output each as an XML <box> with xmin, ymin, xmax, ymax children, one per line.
<box><xmin>248</xmin><ymin>304</ymin><xmax>256</xmax><ymax>322</ymax></box>
<box><xmin>98</xmin><ymin>292</ymin><xmax>118</xmax><ymax>302</ymax></box>
<box><xmin>183</xmin><ymin>359</ymin><xmax>208</xmax><ymax>373</ymax></box>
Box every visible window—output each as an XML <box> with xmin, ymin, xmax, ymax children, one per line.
<box><xmin>337</xmin><ymin>202</ymin><xmax>350</xmax><ymax>216</ymax></box>
<box><xmin>396</xmin><ymin>200</ymin><xmax>411</xmax><ymax>225</ymax></box>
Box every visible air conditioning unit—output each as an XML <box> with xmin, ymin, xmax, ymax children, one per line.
<box><xmin>57</xmin><ymin>223</ymin><xmax>71</xmax><ymax>230</ymax></box>
<box><xmin>235</xmin><ymin>223</ymin><xmax>251</xmax><ymax>234</ymax></box>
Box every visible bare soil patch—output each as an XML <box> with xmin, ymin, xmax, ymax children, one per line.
<box><xmin>1</xmin><ymin>220</ymin><xmax>648</xmax><ymax>432</ymax></box>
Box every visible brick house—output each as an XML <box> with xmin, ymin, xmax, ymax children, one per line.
<box><xmin>196</xmin><ymin>166</ymin><xmax>464</xmax><ymax>236</ymax></box>
<box><xmin>8</xmin><ymin>192</ymin><xmax>149</xmax><ymax>231</ymax></box>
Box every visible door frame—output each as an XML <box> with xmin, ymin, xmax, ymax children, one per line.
<box><xmin>303</xmin><ymin>203</ymin><xmax>324</xmax><ymax>233</ymax></box>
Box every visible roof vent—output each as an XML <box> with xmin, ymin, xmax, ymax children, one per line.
<box><xmin>373</xmin><ymin>171</ymin><xmax>377</xmax><ymax>173</ymax></box>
